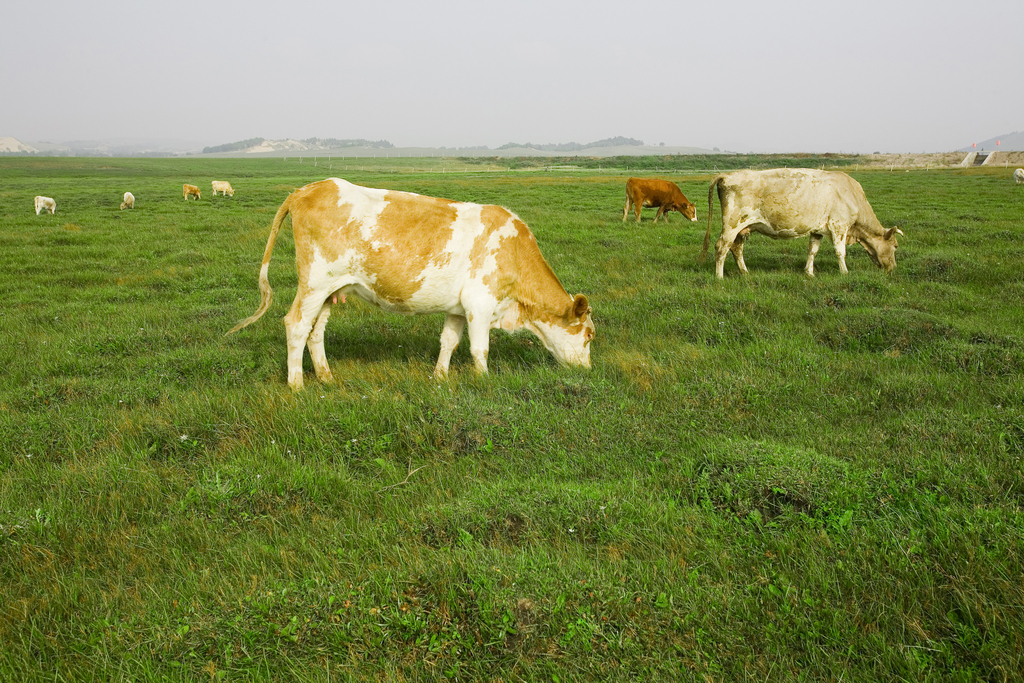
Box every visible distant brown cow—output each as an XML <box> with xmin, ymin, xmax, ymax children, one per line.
<box><xmin>623</xmin><ymin>177</ymin><xmax>697</xmax><ymax>223</ymax></box>
<box><xmin>183</xmin><ymin>184</ymin><xmax>201</xmax><ymax>200</ymax></box>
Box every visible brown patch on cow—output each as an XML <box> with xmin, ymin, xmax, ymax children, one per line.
<box><xmin>471</xmin><ymin>205</ymin><xmax>514</xmax><ymax>279</ymax></box>
<box><xmin>493</xmin><ymin>218</ymin><xmax>576</xmax><ymax>324</ymax></box>
<box><xmin>288</xmin><ymin>183</ymin><xmax>462</xmax><ymax>306</ymax></box>
<box><xmin>369</xmin><ymin>191</ymin><xmax>460</xmax><ymax>303</ymax></box>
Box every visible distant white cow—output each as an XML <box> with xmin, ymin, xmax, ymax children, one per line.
<box><xmin>121</xmin><ymin>192</ymin><xmax>135</xmax><ymax>210</ymax></box>
<box><xmin>703</xmin><ymin>168</ymin><xmax>902</xmax><ymax>278</ymax></box>
<box><xmin>211</xmin><ymin>180</ymin><xmax>234</xmax><ymax>197</ymax></box>
<box><xmin>34</xmin><ymin>196</ymin><xmax>56</xmax><ymax>215</ymax></box>
<box><xmin>1014</xmin><ymin>168</ymin><xmax>1024</xmax><ymax>184</ymax></box>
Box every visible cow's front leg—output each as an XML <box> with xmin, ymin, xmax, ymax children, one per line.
<box><xmin>307</xmin><ymin>302</ymin><xmax>333</xmax><ymax>383</ymax></box>
<box><xmin>805</xmin><ymin>233</ymin><xmax>824</xmax><ymax>277</ymax></box>
<box><xmin>466</xmin><ymin>312</ymin><xmax>492</xmax><ymax>374</ymax></box>
<box><xmin>434</xmin><ymin>313</ymin><xmax>466</xmax><ymax>377</ymax></box>
<box><xmin>832</xmin><ymin>237</ymin><xmax>849</xmax><ymax>275</ymax></box>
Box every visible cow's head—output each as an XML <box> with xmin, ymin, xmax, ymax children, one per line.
<box><xmin>528</xmin><ymin>294</ymin><xmax>595</xmax><ymax>369</ymax></box>
<box><xmin>852</xmin><ymin>227</ymin><xmax>902</xmax><ymax>272</ymax></box>
<box><xmin>674</xmin><ymin>202</ymin><xmax>697</xmax><ymax>222</ymax></box>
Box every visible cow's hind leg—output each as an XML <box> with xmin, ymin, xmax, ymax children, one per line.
<box><xmin>623</xmin><ymin>196</ymin><xmax>631</xmax><ymax>222</ymax></box>
<box><xmin>283</xmin><ymin>287</ymin><xmax>330</xmax><ymax>390</ymax></box>
<box><xmin>307</xmin><ymin>302</ymin><xmax>334</xmax><ymax>383</ymax></box>
<box><xmin>715</xmin><ymin>224</ymin><xmax>753</xmax><ymax>278</ymax></box>
<box><xmin>434</xmin><ymin>313</ymin><xmax>466</xmax><ymax>377</ymax></box>
<box><xmin>731</xmin><ymin>229</ymin><xmax>751</xmax><ymax>274</ymax></box>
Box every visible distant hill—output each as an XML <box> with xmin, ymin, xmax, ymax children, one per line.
<box><xmin>202</xmin><ymin>137</ymin><xmax>395</xmax><ymax>154</ymax></box>
<box><xmin>496</xmin><ymin>136</ymin><xmax>645</xmax><ymax>152</ymax></box>
<box><xmin>197</xmin><ymin>136</ymin><xmax>717</xmax><ymax>158</ymax></box>
<box><xmin>0</xmin><ymin>137</ymin><xmax>38</xmax><ymax>153</ymax></box>
<box><xmin>960</xmin><ymin>131</ymin><xmax>1024</xmax><ymax>152</ymax></box>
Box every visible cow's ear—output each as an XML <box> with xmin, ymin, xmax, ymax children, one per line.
<box><xmin>572</xmin><ymin>294</ymin><xmax>590</xmax><ymax>318</ymax></box>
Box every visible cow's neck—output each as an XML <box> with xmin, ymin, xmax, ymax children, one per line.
<box><xmin>509</xmin><ymin>242</ymin><xmax>574</xmax><ymax>322</ymax></box>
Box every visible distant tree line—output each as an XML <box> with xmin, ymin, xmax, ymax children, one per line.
<box><xmin>302</xmin><ymin>138</ymin><xmax>394</xmax><ymax>149</ymax></box>
<box><xmin>496</xmin><ymin>137</ymin><xmax>645</xmax><ymax>152</ymax></box>
<box><xmin>459</xmin><ymin>153</ymin><xmax>863</xmax><ymax>171</ymax></box>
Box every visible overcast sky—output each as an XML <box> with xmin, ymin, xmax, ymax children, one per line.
<box><xmin>2</xmin><ymin>0</ymin><xmax>1021</xmax><ymax>152</ymax></box>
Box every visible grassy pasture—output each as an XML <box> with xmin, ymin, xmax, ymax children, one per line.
<box><xmin>1</xmin><ymin>157</ymin><xmax>1023</xmax><ymax>681</ymax></box>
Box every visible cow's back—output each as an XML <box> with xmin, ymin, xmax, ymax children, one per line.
<box><xmin>719</xmin><ymin>169</ymin><xmax>866</xmax><ymax>231</ymax></box>
<box><xmin>292</xmin><ymin>179</ymin><xmax>524</xmax><ymax>313</ymax></box>
<box><xmin>628</xmin><ymin>177</ymin><xmax>677</xmax><ymax>204</ymax></box>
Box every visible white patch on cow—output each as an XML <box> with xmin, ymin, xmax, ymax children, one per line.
<box><xmin>527</xmin><ymin>319</ymin><xmax>593</xmax><ymax>369</ymax></box>
<box><xmin>306</xmin><ymin>243</ymin><xmax>380</xmax><ymax>304</ymax></box>
<box><xmin>331</xmin><ymin>178</ymin><xmax>391</xmax><ymax>242</ymax></box>
<box><xmin>404</xmin><ymin>202</ymin><xmax>490</xmax><ymax>312</ymax></box>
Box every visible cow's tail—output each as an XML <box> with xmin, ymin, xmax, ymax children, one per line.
<box><xmin>225</xmin><ymin>194</ymin><xmax>294</xmax><ymax>335</ymax></box>
<box><xmin>701</xmin><ymin>175</ymin><xmax>725</xmax><ymax>262</ymax></box>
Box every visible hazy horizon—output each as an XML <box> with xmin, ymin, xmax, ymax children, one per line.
<box><xmin>2</xmin><ymin>0</ymin><xmax>1022</xmax><ymax>154</ymax></box>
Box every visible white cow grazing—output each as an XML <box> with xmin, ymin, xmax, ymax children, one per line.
<box><xmin>1014</xmin><ymin>168</ymin><xmax>1024</xmax><ymax>184</ymax></box>
<box><xmin>34</xmin><ymin>196</ymin><xmax>56</xmax><ymax>215</ymax></box>
<box><xmin>228</xmin><ymin>178</ymin><xmax>595</xmax><ymax>390</ymax></box>
<box><xmin>212</xmin><ymin>180</ymin><xmax>234</xmax><ymax>197</ymax></box>
<box><xmin>703</xmin><ymin>168</ymin><xmax>902</xmax><ymax>278</ymax></box>
<box><xmin>121</xmin><ymin>192</ymin><xmax>135</xmax><ymax>210</ymax></box>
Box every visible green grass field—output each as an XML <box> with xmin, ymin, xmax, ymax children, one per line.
<box><xmin>1</xmin><ymin>157</ymin><xmax>1022</xmax><ymax>681</ymax></box>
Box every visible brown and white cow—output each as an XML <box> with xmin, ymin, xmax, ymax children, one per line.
<box><xmin>183</xmin><ymin>184</ymin><xmax>201</xmax><ymax>200</ymax></box>
<box><xmin>212</xmin><ymin>180</ymin><xmax>234</xmax><ymax>196</ymax></box>
<box><xmin>120</xmin><ymin>192</ymin><xmax>135</xmax><ymax>210</ymax></box>
<box><xmin>34</xmin><ymin>196</ymin><xmax>56</xmax><ymax>215</ymax></box>
<box><xmin>702</xmin><ymin>168</ymin><xmax>902</xmax><ymax>278</ymax></box>
<box><xmin>623</xmin><ymin>177</ymin><xmax>697</xmax><ymax>223</ymax></box>
<box><xmin>227</xmin><ymin>178</ymin><xmax>595</xmax><ymax>390</ymax></box>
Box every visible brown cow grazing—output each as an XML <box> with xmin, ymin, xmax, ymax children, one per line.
<box><xmin>623</xmin><ymin>177</ymin><xmax>697</xmax><ymax>223</ymax></box>
<box><xmin>227</xmin><ymin>178</ymin><xmax>595</xmax><ymax>390</ymax></box>
<box><xmin>183</xmin><ymin>184</ymin><xmax>201</xmax><ymax>200</ymax></box>
<box><xmin>703</xmin><ymin>168</ymin><xmax>902</xmax><ymax>278</ymax></box>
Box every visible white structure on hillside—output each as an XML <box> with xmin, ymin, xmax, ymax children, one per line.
<box><xmin>961</xmin><ymin>151</ymin><xmax>998</xmax><ymax>167</ymax></box>
<box><xmin>0</xmin><ymin>137</ymin><xmax>38</xmax><ymax>153</ymax></box>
